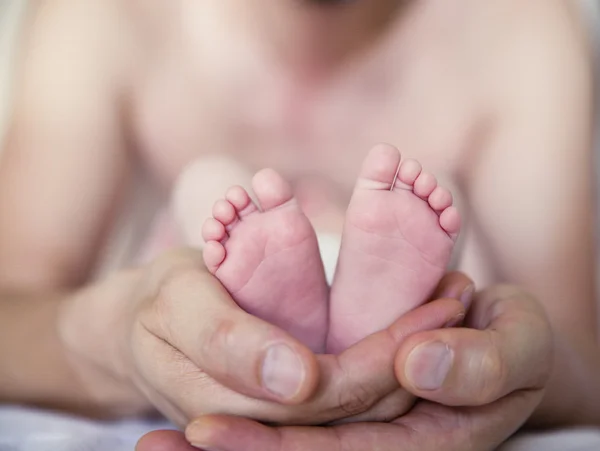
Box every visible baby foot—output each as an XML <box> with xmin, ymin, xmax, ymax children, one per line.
<box><xmin>327</xmin><ymin>144</ymin><xmax>460</xmax><ymax>353</ymax></box>
<box><xmin>202</xmin><ymin>169</ymin><xmax>329</xmax><ymax>353</ymax></box>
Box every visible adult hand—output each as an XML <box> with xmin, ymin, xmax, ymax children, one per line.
<box><xmin>62</xmin><ymin>249</ymin><xmax>466</xmax><ymax>426</ymax></box>
<box><xmin>137</xmin><ymin>284</ymin><xmax>552</xmax><ymax>451</ymax></box>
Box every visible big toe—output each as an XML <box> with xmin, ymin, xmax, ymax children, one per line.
<box><xmin>357</xmin><ymin>144</ymin><xmax>402</xmax><ymax>190</ymax></box>
<box><xmin>252</xmin><ymin>168</ymin><xmax>295</xmax><ymax>211</ymax></box>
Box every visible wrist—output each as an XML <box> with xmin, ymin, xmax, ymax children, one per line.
<box><xmin>58</xmin><ymin>270</ymin><xmax>153</xmax><ymax>417</ymax></box>
<box><xmin>0</xmin><ymin>289</ymin><xmax>140</xmax><ymax>417</ymax></box>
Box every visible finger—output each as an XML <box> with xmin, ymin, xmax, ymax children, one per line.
<box><xmin>187</xmin><ymin>414</ymin><xmax>414</xmax><ymax>451</ymax></box>
<box><xmin>187</xmin><ymin>415</ymin><xmax>406</xmax><ymax>451</ymax></box>
<box><xmin>187</xmin><ymin>416</ymin><xmax>313</xmax><ymax>451</ymax></box>
<box><xmin>198</xmin><ymin>298</ymin><xmax>465</xmax><ymax>426</ymax></box>
<box><xmin>395</xmin><ymin>286</ymin><xmax>553</xmax><ymax>406</ymax></box>
<box><xmin>186</xmin><ymin>389</ymin><xmax>543</xmax><ymax>451</ymax></box>
<box><xmin>430</xmin><ymin>271</ymin><xmax>475</xmax><ymax>309</ymax></box>
<box><xmin>294</xmin><ymin>298</ymin><xmax>465</xmax><ymax>424</ymax></box>
<box><xmin>139</xmin><ymin>249</ymin><xmax>319</xmax><ymax>404</ymax></box>
<box><xmin>136</xmin><ymin>430</ymin><xmax>197</xmax><ymax>451</ymax></box>
<box><xmin>327</xmin><ymin>388</ymin><xmax>415</xmax><ymax>425</ymax></box>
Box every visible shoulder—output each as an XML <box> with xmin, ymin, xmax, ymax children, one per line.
<box><xmin>19</xmin><ymin>0</ymin><xmax>143</xmax><ymax>92</ymax></box>
<box><xmin>462</xmin><ymin>0</ymin><xmax>595</xmax><ymax>202</ymax></box>
<box><xmin>487</xmin><ymin>0</ymin><xmax>594</xmax><ymax>117</ymax></box>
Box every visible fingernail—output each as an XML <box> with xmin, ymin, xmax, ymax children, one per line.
<box><xmin>191</xmin><ymin>445</ymin><xmax>222</xmax><ymax>451</ymax></box>
<box><xmin>262</xmin><ymin>344</ymin><xmax>305</xmax><ymax>399</ymax></box>
<box><xmin>460</xmin><ymin>285</ymin><xmax>474</xmax><ymax>310</ymax></box>
<box><xmin>405</xmin><ymin>341</ymin><xmax>453</xmax><ymax>391</ymax></box>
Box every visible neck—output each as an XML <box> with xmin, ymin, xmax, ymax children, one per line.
<box><xmin>211</xmin><ymin>0</ymin><xmax>403</xmax><ymax>75</ymax></box>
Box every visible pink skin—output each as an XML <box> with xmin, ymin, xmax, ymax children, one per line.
<box><xmin>202</xmin><ymin>169</ymin><xmax>329</xmax><ymax>353</ymax></box>
<box><xmin>327</xmin><ymin>144</ymin><xmax>460</xmax><ymax>354</ymax></box>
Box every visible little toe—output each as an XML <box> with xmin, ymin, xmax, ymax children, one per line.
<box><xmin>428</xmin><ymin>186</ymin><xmax>453</xmax><ymax>211</ymax></box>
<box><xmin>202</xmin><ymin>218</ymin><xmax>227</xmax><ymax>242</ymax></box>
<box><xmin>226</xmin><ymin>186</ymin><xmax>258</xmax><ymax>217</ymax></box>
<box><xmin>413</xmin><ymin>172</ymin><xmax>437</xmax><ymax>199</ymax></box>
<box><xmin>251</xmin><ymin>168</ymin><xmax>295</xmax><ymax>211</ymax></box>
<box><xmin>356</xmin><ymin>144</ymin><xmax>402</xmax><ymax>190</ymax></box>
<box><xmin>212</xmin><ymin>199</ymin><xmax>237</xmax><ymax>225</ymax></box>
<box><xmin>395</xmin><ymin>158</ymin><xmax>422</xmax><ymax>190</ymax></box>
<box><xmin>203</xmin><ymin>241</ymin><xmax>227</xmax><ymax>274</ymax></box>
<box><xmin>439</xmin><ymin>206</ymin><xmax>461</xmax><ymax>240</ymax></box>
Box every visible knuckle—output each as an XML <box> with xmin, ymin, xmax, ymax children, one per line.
<box><xmin>477</xmin><ymin>333</ymin><xmax>507</xmax><ymax>402</ymax></box>
<box><xmin>525</xmin><ymin>314</ymin><xmax>554</xmax><ymax>389</ymax></box>
<box><xmin>200</xmin><ymin>317</ymin><xmax>237</xmax><ymax>360</ymax></box>
<box><xmin>155</xmin><ymin>267</ymin><xmax>189</xmax><ymax>312</ymax></box>
<box><xmin>158</xmin><ymin>260</ymin><xmax>202</xmax><ymax>301</ymax></box>
<box><xmin>147</xmin><ymin>251</ymin><xmax>183</xmax><ymax>282</ymax></box>
<box><xmin>147</xmin><ymin>266</ymin><xmax>199</xmax><ymax>337</ymax></box>
<box><xmin>337</xmin><ymin>380</ymin><xmax>379</xmax><ymax>416</ymax></box>
<box><xmin>146</xmin><ymin>249</ymin><xmax>204</xmax><ymax>292</ymax></box>
<box><xmin>537</xmin><ymin>325</ymin><xmax>554</xmax><ymax>385</ymax></box>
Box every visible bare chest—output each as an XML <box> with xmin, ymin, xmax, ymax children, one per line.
<box><xmin>132</xmin><ymin>29</ymin><xmax>485</xmax><ymax>202</ymax></box>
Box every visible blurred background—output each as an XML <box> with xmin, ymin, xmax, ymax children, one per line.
<box><xmin>1</xmin><ymin>1</ymin><xmax>598</xmax><ymax>169</ymax></box>
<box><xmin>0</xmin><ymin>0</ymin><xmax>25</xmax><ymax>141</ymax></box>
<box><xmin>0</xmin><ymin>0</ymin><xmax>599</xmax><ymax>284</ymax></box>
<box><xmin>4</xmin><ymin>0</ymin><xmax>598</xmax><ymax>263</ymax></box>
<box><xmin>0</xmin><ymin>0</ymin><xmax>599</xmax><ymax>269</ymax></box>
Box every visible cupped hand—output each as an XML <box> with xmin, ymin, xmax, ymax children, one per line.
<box><xmin>108</xmin><ymin>249</ymin><xmax>466</xmax><ymax>427</ymax></box>
<box><xmin>137</xmin><ymin>283</ymin><xmax>552</xmax><ymax>451</ymax></box>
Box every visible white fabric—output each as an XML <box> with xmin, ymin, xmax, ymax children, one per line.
<box><xmin>0</xmin><ymin>406</ymin><xmax>171</xmax><ymax>451</ymax></box>
<box><xmin>499</xmin><ymin>429</ymin><xmax>600</xmax><ymax>451</ymax></box>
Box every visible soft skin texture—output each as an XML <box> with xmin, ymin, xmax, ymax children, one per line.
<box><xmin>1</xmin><ymin>246</ymin><xmax>469</xmax><ymax>427</ymax></box>
<box><xmin>327</xmin><ymin>144</ymin><xmax>460</xmax><ymax>353</ymax></box>
<box><xmin>0</xmin><ymin>0</ymin><xmax>595</xmax><ymax>449</ymax></box>
<box><xmin>199</xmin><ymin>147</ymin><xmax>460</xmax><ymax>356</ymax></box>
<box><xmin>136</xmin><ymin>284</ymin><xmax>552</xmax><ymax>451</ymax></box>
<box><xmin>202</xmin><ymin>168</ymin><xmax>329</xmax><ymax>353</ymax></box>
